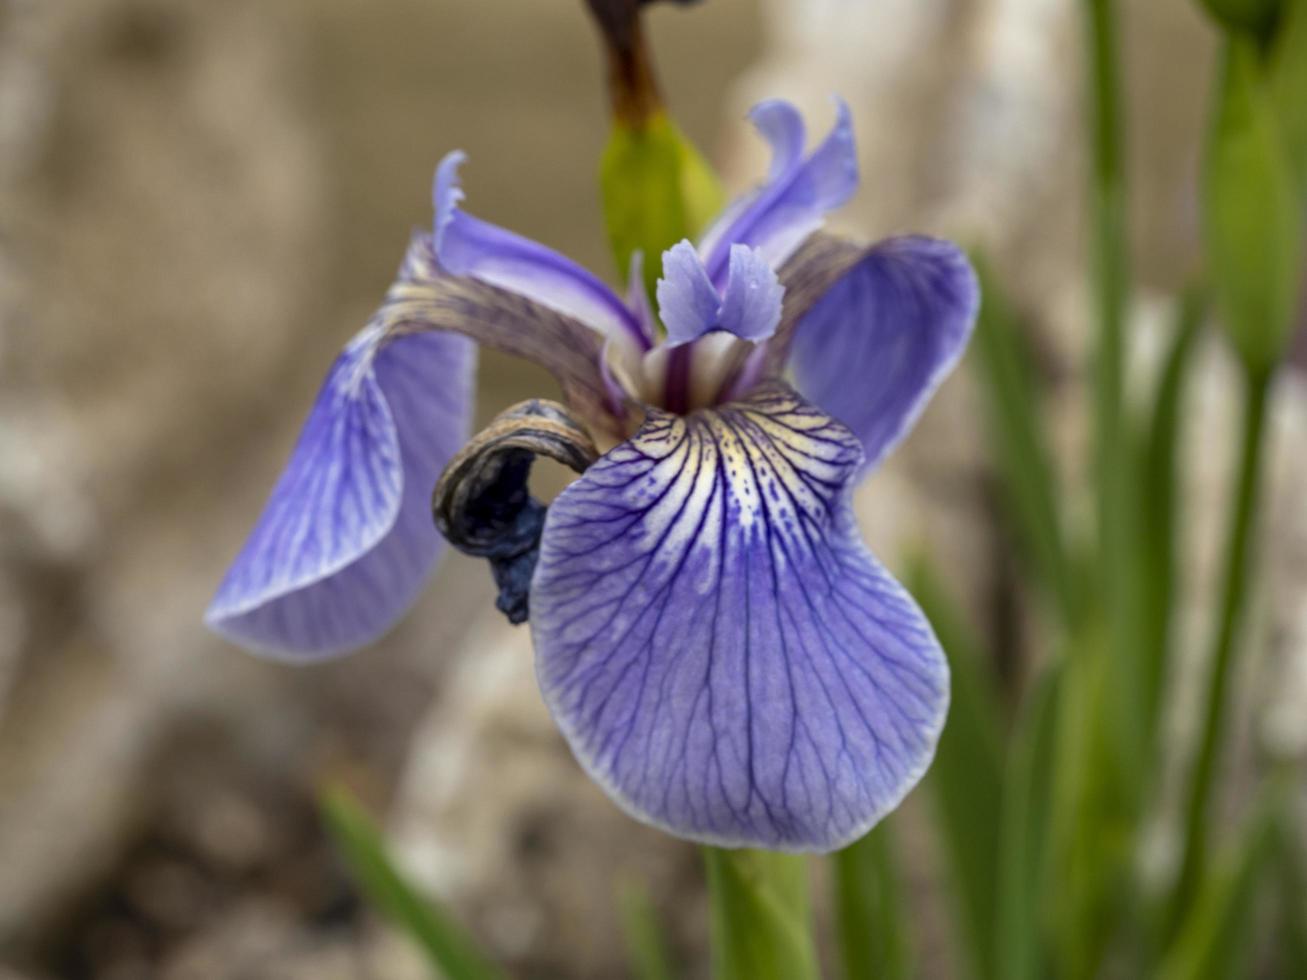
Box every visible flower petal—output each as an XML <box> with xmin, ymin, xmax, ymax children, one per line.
<box><xmin>435</xmin><ymin>152</ymin><xmax>647</xmax><ymax>348</ymax></box>
<box><xmin>699</xmin><ymin>99</ymin><xmax>858</xmax><ymax>284</ymax></box>
<box><xmin>205</xmin><ymin>323</ymin><xmax>475</xmax><ymax>660</ymax></box>
<box><xmin>657</xmin><ymin>241</ymin><xmax>784</xmax><ymax>347</ymax></box>
<box><xmin>716</xmin><ymin>244</ymin><xmax>784</xmax><ymax>342</ymax></box>
<box><xmin>384</xmin><ymin>234</ymin><xmax>623</xmax><ymax>436</ymax></box>
<box><xmin>531</xmin><ymin>382</ymin><xmax>948</xmax><ymax>851</ymax></box>
<box><xmin>788</xmin><ymin>236</ymin><xmax>979</xmax><ymax>474</ymax></box>
<box><xmin>657</xmin><ymin>240</ymin><xmax>721</xmax><ymax>345</ymax></box>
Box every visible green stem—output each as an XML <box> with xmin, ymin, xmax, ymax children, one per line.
<box><xmin>1085</xmin><ymin>0</ymin><xmax>1130</xmax><ymax>593</ymax></box>
<box><xmin>1170</xmin><ymin>368</ymin><xmax>1272</xmax><ymax>933</ymax></box>
<box><xmin>1139</xmin><ymin>289</ymin><xmax>1205</xmax><ymax>745</ymax></box>
<box><xmin>1084</xmin><ymin>1</ymin><xmax>1144</xmax><ymax>766</ymax></box>
<box><xmin>705</xmin><ymin>848</ymin><xmax>820</xmax><ymax>980</ymax></box>
<box><xmin>833</xmin><ymin>824</ymin><xmax>911</xmax><ymax>980</ymax></box>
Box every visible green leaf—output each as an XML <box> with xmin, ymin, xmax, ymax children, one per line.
<box><xmin>906</xmin><ymin>557</ymin><xmax>1004</xmax><ymax>980</ymax></box>
<box><xmin>704</xmin><ymin>848</ymin><xmax>820</xmax><ymax>980</ymax></box>
<box><xmin>995</xmin><ymin>663</ymin><xmax>1062</xmax><ymax>980</ymax></box>
<box><xmin>600</xmin><ymin>113</ymin><xmax>724</xmax><ymax>299</ymax></box>
<box><xmin>1138</xmin><ymin>289</ymin><xmax>1204</xmax><ymax>747</ymax></box>
<box><xmin>619</xmin><ymin>878</ymin><xmax>676</xmax><ymax>980</ymax></box>
<box><xmin>832</xmin><ymin>821</ymin><xmax>912</xmax><ymax>980</ymax></box>
<box><xmin>1275</xmin><ymin>805</ymin><xmax>1307</xmax><ymax>977</ymax></box>
<box><xmin>968</xmin><ymin>253</ymin><xmax>1080</xmax><ymax>630</ymax></box>
<box><xmin>320</xmin><ymin>785</ymin><xmax>506</xmax><ymax>980</ymax></box>
<box><xmin>1159</xmin><ymin>779</ymin><xmax>1285</xmax><ymax>980</ymax></box>
<box><xmin>1204</xmin><ymin>37</ymin><xmax>1304</xmax><ymax>374</ymax></box>
<box><xmin>1269</xmin><ymin>0</ymin><xmax>1307</xmax><ymax>194</ymax></box>
<box><xmin>1048</xmin><ymin>629</ymin><xmax>1136</xmax><ymax>980</ymax></box>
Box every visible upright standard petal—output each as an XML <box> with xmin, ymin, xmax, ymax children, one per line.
<box><xmin>657</xmin><ymin>240</ymin><xmax>722</xmax><ymax>345</ymax></box>
<box><xmin>788</xmin><ymin>236</ymin><xmax>979</xmax><ymax>475</ymax></box>
<box><xmin>435</xmin><ymin>152</ymin><xmax>647</xmax><ymax>349</ymax></box>
<box><xmin>531</xmin><ymin>383</ymin><xmax>949</xmax><ymax>851</ymax></box>
<box><xmin>698</xmin><ymin>100</ymin><xmax>858</xmax><ymax>285</ymax></box>
<box><xmin>657</xmin><ymin>241</ymin><xmax>784</xmax><ymax>346</ymax></box>
<box><xmin>716</xmin><ymin>244</ymin><xmax>784</xmax><ymax>342</ymax></box>
<box><xmin>205</xmin><ymin>323</ymin><xmax>474</xmax><ymax>661</ymax></box>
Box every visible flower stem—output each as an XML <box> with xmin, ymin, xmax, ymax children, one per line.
<box><xmin>705</xmin><ymin>848</ymin><xmax>820</xmax><ymax>980</ymax></box>
<box><xmin>584</xmin><ymin>0</ymin><xmax>663</xmax><ymax>126</ymax></box>
<box><xmin>1169</xmin><ymin>366</ymin><xmax>1272</xmax><ymax>936</ymax></box>
<box><xmin>1084</xmin><ymin>0</ymin><xmax>1134</xmax><ymax>654</ymax></box>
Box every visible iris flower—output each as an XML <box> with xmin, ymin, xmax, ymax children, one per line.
<box><xmin>207</xmin><ymin>99</ymin><xmax>979</xmax><ymax>851</ymax></box>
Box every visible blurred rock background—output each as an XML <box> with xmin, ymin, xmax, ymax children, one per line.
<box><xmin>1</xmin><ymin>0</ymin><xmax>1303</xmax><ymax>977</ymax></box>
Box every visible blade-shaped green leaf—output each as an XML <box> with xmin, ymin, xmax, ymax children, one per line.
<box><xmin>832</xmin><ymin>821</ymin><xmax>912</xmax><ymax>980</ymax></box>
<box><xmin>969</xmin><ymin>253</ymin><xmax>1080</xmax><ymax>630</ymax></box>
<box><xmin>996</xmin><ymin>663</ymin><xmax>1062</xmax><ymax>980</ymax></box>
<box><xmin>1159</xmin><ymin>779</ymin><xmax>1284</xmax><ymax>980</ymax></box>
<box><xmin>1049</xmin><ymin>629</ymin><xmax>1136</xmax><ymax>980</ymax></box>
<box><xmin>1275</xmin><ymin>803</ymin><xmax>1307</xmax><ymax>978</ymax></box>
<box><xmin>705</xmin><ymin>848</ymin><xmax>820</xmax><ymax>980</ymax></box>
<box><xmin>619</xmin><ymin>877</ymin><xmax>676</xmax><ymax>980</ymax></box>
<box><xmin>907</xmin><ymin>557</ymin><xmax>1004</xmax><ymax>980</ymax></box>
<box><xmin>1269</xmin><ymin>0</ymin><xmax>1307</xmax><ymax>194</ymax></box>
<box><xmin>1138</xmin><ymin>290</ymin><xmax>1204</xmax><ymax>748</ymax></box>
<box><xmin>320</xmin><ymin>785</ymin><xmax>506</xmax><ymax>980</ymax></box>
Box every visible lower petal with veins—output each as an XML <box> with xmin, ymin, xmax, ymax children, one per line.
<box><xmin>530</xmin><ymin>382</ymin><xmax>948</xmax><ymax>851</ymax></box>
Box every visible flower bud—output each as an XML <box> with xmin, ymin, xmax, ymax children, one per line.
<box><xmin>1203</xmin><ymin>38</ymin><xmax>1304</xmax><ymax>374</ymax></box>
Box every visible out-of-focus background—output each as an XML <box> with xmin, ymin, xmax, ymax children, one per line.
<box><xmin>1</xmin><ymin>0</ymin><xmax>1304</xmax><ymax>977</ymax></box>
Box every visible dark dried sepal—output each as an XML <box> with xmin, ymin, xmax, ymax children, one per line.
<box><xmin>432</xmin><ymin>400</ymin><xmax>599</xmax><ymax>624</ymax></box>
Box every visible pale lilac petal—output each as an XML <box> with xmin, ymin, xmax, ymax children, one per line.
<box><xmin>789</xmin><ymin>236</ymin><xmax>978</xmax><ymax>476</ymax></box>
<box><xmin>716</xmin><ymin>244</ymin><xmax>784</xmax><ymax>342</ymax></box>
<box><xmin>700</xmin><ymin>99</ymin><xmax>858</xmax><ymax>284</ymax></box>
<box><xmin>752</xmin><ymin>100</ymin><xmax>808</xmax><ymax>179</ymax></box>
<box><xmin>531</xmin><ymin>383</ymin><xmax>949</xmax><ymax>851</ymax></box>
<box><xmin>434</xmin><ymin>152</ymin><xmax>645</xmax><ymax>347</ymax></box>
<box><xmin>695</xmin><ymin>101</ymin><xmax>806</xmax><ymax>264</ymax></box>
<box><xmin>656</xmin><ymin>240</ymin><xmax>721</xmax><ymax>345</ymax></box>
<box><xmin>205</xmin><ymin>324</ymin><xmax>474</xmax><ymax>660</ymax></box>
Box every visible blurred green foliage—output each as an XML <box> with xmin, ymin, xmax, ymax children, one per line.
<box><xmin>321</xmin><ymin>786</ymin><xmax>507</xmax><ymax>980</ymax></box>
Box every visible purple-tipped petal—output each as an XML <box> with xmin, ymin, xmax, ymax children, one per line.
<box><xmin>531</xmin><ymin>382</ymin><xmax>948</xmax><ymax>851</ymax></box>
<box><xmin>700</xmin><ymin>99</ymin><xmax>859</xmax><ymax>284</ymax></box>
<box><xmin>717</xmin><ymin>244</ymin><xmax>784</xmax><ymax>342</ymax></box>
<box><xmin>789</xmin><ymin>236</ymin><xmax>979</xmax><ymax>475</ymax></box>
<box><xmin>434</xmin><ymin>152</ymin><xmax>645</xmax><ymax>347</ymax></box>
<box><xmin>205</xmin><ymin>324</ymin><xmax>474</xmax><ymax>661</ymax></box>
<box><xmin>657</xmin><ymin>240</ymin><xmax>721</xmax><ymax>345</ymax></box>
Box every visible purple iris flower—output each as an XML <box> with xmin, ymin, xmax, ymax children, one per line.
<box><xmin>206</xmin><ymin>99</ymin><xmax>979</xmax><ymax>852</ymax></box>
